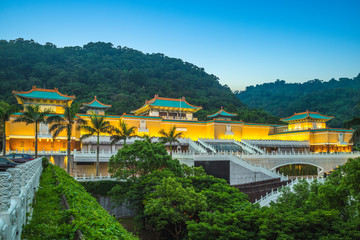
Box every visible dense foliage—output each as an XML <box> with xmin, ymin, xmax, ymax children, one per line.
<box><xmin>108</xmin><ymin>140</ymin><xmax>250</xmax><ymax>238</ymax></box>
<box><xmin>236</xmin><ymin>75</ymin><xmax>360</xmax><ymax>127</ymax></box>
<box><xmin>106</xmin><ymin>140</ymin><xmax>360</xmax><ymax>239</ymax></box>
<box><xmin>22</xmin><ymin>161</ymin><xmax>74</xmax><ymax>239</ymax></box>
<box><xmin>0</xmin><ymin>38</ymin><xmax>279</xmax><ymax>123</ymax></box>
<box><xmin>108</xmin><ymin>140</ymin><xmax>184</xmax><ymax>181</ymax></box>
<box><xmin>54</xmin><ymin>163</ymin><xmax>137</xmax><ymax>239</ymax></box>
<box><xmin>191</xmin><ymin>158</ymin><xmax>360</xmax><ymax>240</ymax></box>
<box><xmin>23</xmin><ymin>160</ymin><xmax>137</xmax><ymax>240</ymax></box>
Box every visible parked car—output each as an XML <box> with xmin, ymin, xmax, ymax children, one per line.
<box><xmin>0</xmin><ymin>157</ymin><xmax>17</xmax><ymax>171</ymax></box>
<box><xmin>5</xmin><ymin>154</ymin><xmax>35</xmax><ymax>164</ymax></box>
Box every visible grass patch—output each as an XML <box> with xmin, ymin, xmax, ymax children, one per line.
<box><xmin>22</xmin><ymin>165</ymin><xmax>74</xmax><ymax>239</ymax></box>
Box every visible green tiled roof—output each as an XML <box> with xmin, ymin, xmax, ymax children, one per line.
<box><xmin>83</xmin><ymin>97</ymin><xmax>111</xmax><ymax>109</ymax></box>
<box><xmin>149</xmin><ymin>99</ymin><xmax>200</xmax><ymax>109</ymax></box>
<box><xmin>208</xmin><ymin>108</ymin><xmax>237</xmax><ymax>118</ymax></box>
<box><xmin>131</xmin><ymin>96</ymin><xmax>202</xmax><ymax>114</ymax></box>
<box><xmin>77</xmin><ymin>114</ymin><xmax>121</xmax><ymax>119</ymax></box>
<box><xmin>281</xmin><ymin>111</ymin><xmax>333</xmax><ymax>122</ymax></box>
<box><xmin>121</xmin><ymin>114</ymin><xmax>162</xmax><ymax>119</ymax></box>
<box><xmin>13</xmin><ymin>87</ymin><xmax>75</xmax><ymax>101</ymax></box>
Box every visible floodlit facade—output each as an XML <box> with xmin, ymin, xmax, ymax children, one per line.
<box><xmin>6</xmin><ymin>87</ymin><xmax>354</xmax><ymax>153</ymax></box>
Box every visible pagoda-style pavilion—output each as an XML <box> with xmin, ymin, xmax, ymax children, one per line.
<box><xmin>83</xmin><ymin>96</ymin><xmax>111</xmax><ymax>115</ymax></box>
<box><xmin>281</xmin><ymin>110</ymin><xmax>334</xmax><ymax>131</ymax></box>
<box><xmin>208</xmin><ymin>107</ymin><xmax>237</xmax><ymax>121</ymax></box>
<box><xmin>131</xmin><ymin>94</ymin><xmax>202</xmax><ymax>120</ymax></box>
<box><xmin>12</xmin><ymin>86</ymin><xmax>75</xmax><ymax>114</ymax></box>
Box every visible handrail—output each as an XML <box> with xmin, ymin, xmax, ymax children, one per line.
<box><xmin>73</xmin><ymin>173</ymin><xmax>117</xmax><ymax>182</ymax></box>
<box><xmin>197</xmin><ymin>138</ymin><xmax>217</xmax><ymax>153</ymax></box>
<box><xmin>0</xmin><ymin>158</ymin><xmax>43</xmax><ymax>240</ymax></box>
<box><xmin>254</xmin><ymin>176</ymin><xmax>325</xmax><ymax>207</ymax></box>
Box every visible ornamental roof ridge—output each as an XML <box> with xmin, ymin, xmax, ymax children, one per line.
<box><xmin>131</xmin><ymin>94</ymin><xmax>202</xmax><ymax>114</ymax></box>
<box><xmin>12</xmin><ymin>86</ymin><xmax>76</xmax><ymax>100</ymax></box>
<box><xmin>207</xmin><ymin>107</ymin><xmax>237</xmax><ymax>118</ymax></box>
<box><xmin>150</xmin><ymin>95</ymin><xmax>203</xmax><ymax>109</ymax></box>
<box><xmin>83</xmin><ymin>96</ymin><xmax>111</xmax><ymax>108</ymax></box>
<box><xmin>281</xmin><ymin>111</ymin><xmax>334</xmax><ymax>122</ymax></box>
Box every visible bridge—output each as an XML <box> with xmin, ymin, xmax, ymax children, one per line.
<box><xmin>0</xmin><ymin>158</ymin><xmax>42</xmax><ymax>240</ymax></box>
<box><xmin>239</xmin><ymin>151</ymin><xmax>359</xmax><ymax>175</ymax></box>
<box><xmin>255</xmin><ymin>176</ymin><xmax>326</xmax><ymax>207</ymax></box>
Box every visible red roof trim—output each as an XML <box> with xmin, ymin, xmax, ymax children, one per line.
<box><xmin>12</xmin><ymin>86</ymin><xmax>76</xmax><ymax>99</ymax></box>
<box><xmin>83</xmin><ymin>96</ymin><xmax>112</xmax><ymax>107</ymax></box>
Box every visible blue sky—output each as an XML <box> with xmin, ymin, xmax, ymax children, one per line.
<box><xmin>1</xmin><ymin>0</ymin><xmax>359</xmax><ymax>90</ymax></box>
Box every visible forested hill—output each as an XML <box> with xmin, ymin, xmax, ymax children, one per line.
<box><xmin>236</xmin><ymin>74</ymin><xmax>360</xmax><ymax>127</ymax></box>
<box><xmin>0</xmin><ymin>38</ymin><xmax>279</xmax><ymax>123</ymax></box>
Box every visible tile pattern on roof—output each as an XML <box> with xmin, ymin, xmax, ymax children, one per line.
<box><xmin>207</xmin><ymin>107</ymin><xmax>237</xmax><ymax>118</ymax></box>
<box><xmin>83</xmin><ymin>96</ymin><xmax>111</xmax><ymax>109</ymax></box>
<box><xmin>281</xmin><ymin>110</ymin><xmax>333</xmax><ymax>122</ymax></box>
<box><xmin>12</xmin><ymin>86</ymin><xmax>75</xmax><ymax>101</ymax></box>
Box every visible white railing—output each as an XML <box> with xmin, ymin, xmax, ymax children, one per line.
<box><xmin>181</xmin><ymin>138</ymin><xmax>207</xmax><ymax>154</ymax></box>
<box><xmin>74</xmin><ymin>173</ymin><xmax>116</xmax><ymax>182</ymax></box>
<box><xmin>7</xmin><ymin>149</ymin><xmax>70</xmax><ymax>155</ymax></box>
<box><xmin>233</xmin><ymin>140</ymin><xmax>256</xmax><ymax>154</ymax></box>
<box><xmin>244</xmin><ymin>139</ymin><xmax>309</xmax><ymax>147</ymax></box>
<box><xmin>0</xmin><ymin>158</ymin><xmax>43</xmax><ymax>240</ymax></box>
<box><xmin>241</xmin><ymin>140</ymin><xmax>266</xmax><ymax>153</ymax></box>
<box><xmin>254</xmin><ymin>176</ymin><xmax>326</xmax><ymax>207</ymax></box>
<box><xmin>171</xmin><ymin>150</ymin><xmax>359</xmax><ymax>158</ymax></box>
<box><xmin>197</xmin><ymin>138</ymin><xmax>216</xmax><ymax>153</ymax></box>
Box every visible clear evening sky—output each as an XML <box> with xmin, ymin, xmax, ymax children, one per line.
<box><xmin>1</xmin><ymin>0</ymin><xmax>359</xmax><ymax>91</ymax></box>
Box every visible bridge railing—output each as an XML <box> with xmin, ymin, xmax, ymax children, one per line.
<box><xmin>73</xmin><ymin>173</ymin><xmax>117</xmax><ymax>182</ymax></box>
<box><xmin>0</xmin><ymin>158</ymin><xmax>43</xmax><ymax>240</ymax></box>
<box><xmin>6</xmin><ymin>149</ymin><xmax>70</xmax><ymax>155</ymax></box>
<box><xmin>254</xmin><ymin>176</ymin><xmax>325</xmax><ymax>207</ymax></box>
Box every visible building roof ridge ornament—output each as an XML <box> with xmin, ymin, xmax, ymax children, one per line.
<box><xmin>83</xmin><ymin>96</ymin><xmax>111</xmax><ymax>108</ymax></box>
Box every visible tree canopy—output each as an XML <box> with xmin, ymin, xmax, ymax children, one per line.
<box><xmin>236</xmin><ymin>74</ymin><xmax>360</xmax><ymax>127</ymax></box>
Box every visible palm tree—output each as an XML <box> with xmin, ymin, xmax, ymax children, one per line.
<box><xmin>13</xmin><ymin>104</ymin><xmax>53</xmax><ymax>158</ymax></box>
<box><xmin>110</xmin><ymin>120</ymin><xmax>136</xmax><ymax>145</ymax></box>
<box><xmin>80</xmin><ymin>112</ymin><xmax>112</xmax><ymax>176</ymax></box>
<box><xmin>141</xmin><ymin>134</ymin><xmax>152</xmax><ymax>143</ymax></box>
<box><xmin>0</xmin><ymin>101</ymin><xmax>18</xmax><ymax>156</ymax></box>
<box><xmin>47</xmin><ymin>103</ymin><xmax>86</xmax><ymax>174</ymax></box>
<box><xmin>158</xmin><ymin>125</ymin><xmax>183</xmax><ymax>155</ymax></box>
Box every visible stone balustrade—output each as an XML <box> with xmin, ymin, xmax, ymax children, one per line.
<box><xmin>7</xmin><ymin>149</ymin><xmax>69</xmax><ymax>156</ymax></box>
<box><xmin>0</xmin><ymin>158</ymin><xmax>43</xmax><ymax>240</ymax></box>
<box><xmin>74</xmin><ymin>173</ymin><xmax>116</xmax><ymax>182</ymax></box>
<box><xmin>254</xmin><ymin>176</ymin><xmax>326</xmax><ymax>207</ymax></box>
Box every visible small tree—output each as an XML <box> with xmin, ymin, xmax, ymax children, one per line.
<box><xmin>47</xmin><ymin>103</ymin><xmax>85</xmax><ymax>174</ymax></box>
<box><xmin>80</xmin><ymin>112</ymin><xmax>112</xmax><ymax>176</ymax></box>
<box><xmin>110</xmin><ymin>120</ymin><xmax>136</xmax><ymax>145</ymax></box>
<box><xmin>159</xmin><ymin>125</ymin><xmax>183</xmax><ymax>154</ymax></box>
<box><xmin>108</xmin><ymin>140</ymin><xmax>183</xmax><ymax>182</ymax></box>
<box><xmin>13</xmin><ymin>105</ymin><xmax>53</xmax><ymax>158</ymax></box>
<box><xmin>0</xmin><ymin>101</ymin><xmax>18</xmax><ymax>156</ymax></box>
<box><xmin>144</xmin><ymin>177</ymin><xmax>208</xmax><ymax>240</ymax></box>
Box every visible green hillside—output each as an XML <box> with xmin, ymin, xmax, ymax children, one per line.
<box><xmin>0</xmin><ymin>38</ymin><xmax>279</xmax><ymax>123</ymax></box>
<box><xmin>236</xmin><ymin>75</ymin><xmax>360</xmax><ymax>127</ymax></box>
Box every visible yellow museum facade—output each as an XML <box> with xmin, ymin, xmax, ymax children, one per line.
<box><xmin>6</xmin><ymin>87</ymin><xmax>354</xmax><ymax>153</ymax></box>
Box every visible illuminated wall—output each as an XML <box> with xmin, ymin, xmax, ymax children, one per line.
<box><xmin>288</xmin><ymin>121</ymin><xmax>326</xmax><ymax>131</ymax></box>
<box><xmin>242</xmin><ymin>124</ymin><xmax>274</xmax><ymax>140</ymax></box>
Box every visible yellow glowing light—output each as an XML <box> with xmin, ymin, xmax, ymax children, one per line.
<box><xmin>64</xmin><ymin>156</ymin><xmax>68</xmax><ymax>168</ymax></box>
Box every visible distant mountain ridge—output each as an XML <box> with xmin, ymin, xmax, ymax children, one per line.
<box><xmin>236</xmin><ymin>74</ymin><xmax>360</xmax><ymax>127</ymax></box>
<box><xmin>0</xmin><ymin>38</ymin><xmax>279</xmax><ymax>123</ymax></box>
